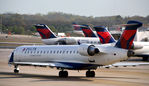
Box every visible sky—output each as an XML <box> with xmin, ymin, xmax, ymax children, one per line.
<box><xmin>0</xmin><ymin>0</ymin><xmax>149</xmax><ymax>17</ymax></box>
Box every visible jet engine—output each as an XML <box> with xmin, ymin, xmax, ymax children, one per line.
<box><xmin>57</xmin><ymin>38</ymin><xmax>77</xmax><ymax>45</ymax></box>
<box><xmin>78</xmin><ymin>44</ymin><xmax>99</xmax><ymax>56</ymax></box>
<box><xmin>127</xmin><ymin>50</ymin><xmax>135</xmax><ymax>57</ymax></box>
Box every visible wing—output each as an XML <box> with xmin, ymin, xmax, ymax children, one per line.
<box><xmin>103</xmin><ymin>62</ymin><xmax>149</xmax><ymax>68</ymax></box>
<box><xmin>12</xmin><ymin>62</ymin><xmax>74</xmax><ymax>69</ymax></box>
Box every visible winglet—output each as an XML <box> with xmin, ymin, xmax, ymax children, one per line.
<box><xmin>34</xmin><ymin>24</ymin><xmax>57</xmax><ymax>39</ymax></box>
<box><xmin>94</xmin><ymin>26</ymin><xmax>116</xmax><ymax>44</ymax></box>
<box><xmin>115</xmin><ymin>20</ymin><xmax>142</xmax><ymax>49</ymax></box>
<box><xmin>80</xmin><ymin>25</ymin><xmax>97</xmax><ymax>37</ymax></box>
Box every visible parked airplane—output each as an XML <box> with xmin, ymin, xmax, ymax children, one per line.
<box><xmin>34</xmin><ymin>24</ymin><xmax>100</xmax><ymax>45</ymax></box>
<box><xmin>8</xmin><ymin>20</ymin><xmax>142</xmax><ymax>77</ymax></box>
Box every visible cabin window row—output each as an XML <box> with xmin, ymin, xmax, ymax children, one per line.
<box><xmin>24</xmin><ymin>50</ymin><xmax>79</xmax><ymax>54</ymax></box>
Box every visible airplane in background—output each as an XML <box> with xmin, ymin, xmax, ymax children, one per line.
<box><xmin>8</xmin><ymin>20</ymin><xmax>142</xmax><ymax>77</ymax></box>
<box><xmin>34</xmin><ymin>24</ymin><xmax>100</xmax><ymax>45</ymax></box>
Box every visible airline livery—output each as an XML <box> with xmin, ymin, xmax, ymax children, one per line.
<box><xmin>80</xmin><ymin>24</ymin><xmax>97</xmax><ymax>37</ymax></box>
<box><xmin>9</xmin><ymin>20</ymin><xmax>142</xmax><ymax>77</ymax></box>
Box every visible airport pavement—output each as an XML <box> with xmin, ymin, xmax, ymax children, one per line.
<box><xmin>0</xmin><ymin>49</ymin><xmax>149</xmax><ymax>86</ymax></box>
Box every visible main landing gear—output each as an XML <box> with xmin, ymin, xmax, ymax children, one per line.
<box><xmin>86</xmin><ymin>70</ymin><xmax>95</xmax><ymax>77</ymax></box>
<box><xmin>14</xmin><ymin>65</ymin><xmax>19</xmax><ymax>73</ymax></box>
<box><xmin>59</xmin><ymin>70</ymin><xmax>68</xmax><ymax>78</ymax></box>
<box><xmin>58</xmin><ymin>70</ymin><xmax>95</xmax><ymax>77</ymax></box>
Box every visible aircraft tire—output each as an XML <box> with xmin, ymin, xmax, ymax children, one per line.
<box><xmin>14</xmin><ymin>69</ymin><xmax>19</xmax><ymax>73</ymax></box>
<box><xmin>142</xmin><ymin>57</ymin><xmax>149</xmax><ymax>61</ymax></box>
<box><xmin>86</xmin><ymin>71</ymin><xmax>95</xmax><ymax>77</ymax></box>
<box><xmin>59</xmin><ymin>71</ymin><xmax>68</xmax><ymax>78</ymax></box>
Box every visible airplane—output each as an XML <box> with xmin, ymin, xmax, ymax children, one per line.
<box><xmin>34</xmin><ymin>24</ymin><xmax>100</xmax><ymax>45</ymax></box>
<box><xmin>8</xmin><ymin>20</ymin><xmax>142</xmax><ymax>77</ymax></box>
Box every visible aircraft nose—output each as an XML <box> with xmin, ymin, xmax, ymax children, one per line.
<box><xmin>8</xmin><ymin>52</ymin><xmax>14</xmax><ymax>64</ymax></box>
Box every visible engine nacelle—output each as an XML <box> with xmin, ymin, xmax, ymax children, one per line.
<box><xmin>57</xmin><ymin>38</ymin><xmax>77</xmax><ymax>45</ymax></box>
<box><xmin>131</xmin><ymin>43</ymin><xmax>143</xmax><ymax>50</ymax></box>
<box><xmin>127</xmin><ymin>50</ymin><xmax>135</xmax><ymax>57</ymax></box>
<box><xmin>78</xmin><ymin>44</ymin><xmax>99</xmax><ymax>56</ymax></box>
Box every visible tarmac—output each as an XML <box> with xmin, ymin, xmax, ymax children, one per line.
<box><xmin>0</xmin><ymin>49</ymin><xmax>149</xmax><ymax>86</ymax></box>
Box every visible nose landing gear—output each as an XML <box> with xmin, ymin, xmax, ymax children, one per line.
<box><xmin>14</xmin><ymin>65</ymin><xmax>19</xmax><ymax>73</ymax></box>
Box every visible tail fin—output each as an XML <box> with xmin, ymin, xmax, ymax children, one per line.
<box><xmin>94</xmin><ymin>26</ymin><xmax>116</xmax><ymax>44</ymax></box>
<box><xmin>34</xmin><ymin>24</ymin><xmax>57</xmax><ymax>39</ymax></box>
<box><xmin>115</xmin><ymin>20</ymin><xmax>142</xmax><ymax>49</ymax></box>
<box><xmin>72</xmin><ymin>22</ymin><xmax>82</xmax><ymax>31</ymax></box>
<box><xmin>80</xmin><ymin>25</ymin><xmax>97</xmax><ymax>37</ymax></box>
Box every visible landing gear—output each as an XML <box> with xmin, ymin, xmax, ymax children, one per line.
<box><xmin>86</xmin><ymin>70</ymin><xmax>95</xmax><ymax>77</ymax></box>
<box><xmin>59</xmin><ymin>71</ymin><xmax>68</xmax><ymax>78</ymax></box>
<box><xmin>14</xmin><ymin>65</ymin><xmax>19</xmax><ymax>73</ymax></box>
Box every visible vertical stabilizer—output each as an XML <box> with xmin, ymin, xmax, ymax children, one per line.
<box><xmin>115</xmin><ymin>20</ymin><xmax>142</xmax><ymax>49</ymax></box>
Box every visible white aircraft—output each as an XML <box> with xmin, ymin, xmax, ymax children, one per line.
<box><xmin>8</xmin><ymin>20</ymin><xmax>142</xmax><ymax>77</ymax></box>
<box><xmin>34</xmin><ymin>24</ymin><xmax>100</xmax><ymax>45</ymax></box>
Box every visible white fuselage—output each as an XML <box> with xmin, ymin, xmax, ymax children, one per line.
<box><xmin>11</xmin><ymin>44</ymin><xmax>128</xmax><ymax>70</ymax></box>
<box><xmin>42</xmin><ymin>37</ymin><xmax>100</xmax><ymax>45</ymax></box>
<box><xmin>133</xmin><ymin>42</ymin><xmax>149</xmax><ymax>56</ymax></box>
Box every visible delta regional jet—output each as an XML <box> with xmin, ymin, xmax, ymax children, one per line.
<box><xmin>9</xmin><ymin>21</ymin><xmax>142</xmax><ymax>77</ymax></box>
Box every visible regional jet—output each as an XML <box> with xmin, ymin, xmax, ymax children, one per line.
<box><xmin>9</xmin><ymin>20</ymin><xmax>142</xmax><ymax>77</ymax></box>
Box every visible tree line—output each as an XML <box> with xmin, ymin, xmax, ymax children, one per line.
<box><xmin>0</xmin><ymin>12</ymin><xmax>149</xmax><ymax>35</ymax></box>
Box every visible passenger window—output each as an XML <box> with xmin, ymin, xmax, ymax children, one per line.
<box><xmin>73</xmin><ymin>51</ymin><xmax>75</xmax><ymax>53</ymax></box>
<box><xmin>40</xmin><ymin>51</ymin><xmax>42</xmax><ymax>54</ymax></box>
<box><xmin>50</xmin><ymin>51</ymin><xmax>52</xmax><ymax>53</ymax></box>
<box><xmin>70</xmin><ymin>51</ymin><xmax>72</xmax><ymax>54</ymax></box>
<box><xmin>44</xmin><ymin>51</ymin><xmax>46</xmax><ymax>54</ymax></box>
<box><xmin>47</xmin><ymin>51</ymin><xmax>49</xmax><ymax>53</ymax></box>
<box><xmin>63</xmin><ymin>51</ymin><xmax>65</xmax><ymax>53</ymax></box>
<box><xmin>53</xmin><ymin>51</ymin><xmax>55</xmax><ymax>54</ymax></box>
<box><xmin>37</xmin><ymin>51</ymin><xmax>39</xmax><ymax>54</ymax></box>
<box><xmin>57</xmin><ymin>51</ymin><xmax>59</xmax><ymax>53</ymax></box>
